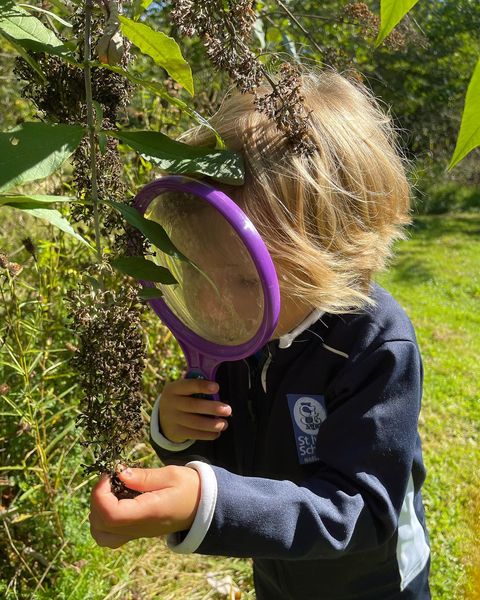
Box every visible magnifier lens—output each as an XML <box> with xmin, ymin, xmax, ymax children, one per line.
<box><xmin>144</xmin><ymin>192</ymin><xmax>265</xmax><ymax>346</ymax></box>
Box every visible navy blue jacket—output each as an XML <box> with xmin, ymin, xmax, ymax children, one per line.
<box><xmin>150</xmin><ymin>283</ymin><xmax>431</xmax><ymax>599</ymax></box>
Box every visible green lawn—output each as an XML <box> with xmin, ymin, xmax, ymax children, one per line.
<box><xmin>1</xmin><ymin>212</ymin><xmax>479</xmax><ymax>599</ymax></box>
<box><xmin>377</xmin><ymin>214</ymin><xmax>480</xmax><ymax>599</ymax></box>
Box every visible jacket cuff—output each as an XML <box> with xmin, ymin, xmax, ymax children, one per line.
<box><xmin>166</xmin><ymin>461</ymin><xmax>217</xmax><ymax>554</ymax></box>
<box><xmin>150</xmin><ymin>393</ymin><xmax>196</xmax><ymax>452</ymax></box>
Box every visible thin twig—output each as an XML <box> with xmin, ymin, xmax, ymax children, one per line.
<box><xmin>274</xmin><ymin>0</ymin><xmax>325</xmax><ymax>56</ymax></box>
<box><xmin>260</xmin><ymin>10</ymin><xmax>360</xmax><ymax>27</ymax></box>
<box><xmin>3</xmin><ymin>520</ymin><xmax>44</xmax><ymax>590</ymax></box>
<box><xmin>32</xmin><ymin>539</ymin><xmax>69</xmax><ymax>595</ymax></box>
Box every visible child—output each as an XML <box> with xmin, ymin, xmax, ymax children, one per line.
<box><xmin>89</xmin><ymin>69</ymin><xmax>431</xmax><ymax>599</ymax></box>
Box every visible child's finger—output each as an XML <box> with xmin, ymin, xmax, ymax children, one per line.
<box><xmin>90</xmin><ymin>525</ymin><xmax>132</xmax><ymax>549</ymax></box>
<box><xmin>174</xmin><ymin>426</ymin><xmax>222</xmax><ymax>441</ymax></box>
<box><xmin>90</xmin><ymin>473</ymin><xmax>118</xmax><ymax>510</ymax></box>
<box><xmin>177</xmin><ymin>412</ymin><xmax>229</xmax><ymax>434</ymax></box>
<box><xmin>168</xmin><ymin>378</ymin><xmax>219</xmax><ymax>396</ymax></box>
<box><xmin>178</xmin><ymin>397</ymin><xmax>231</xmax><ymax>417</ymax></box>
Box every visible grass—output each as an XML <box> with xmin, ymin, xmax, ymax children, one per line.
<box><xmin>1</xmin><ymin>210</ymin><xmax>479</xmax><ymax>599</ymax></box>
<box><xmin>377</xmin><ymin>214</ymin><xmax>480</xmax><ymax>599</ymax></box>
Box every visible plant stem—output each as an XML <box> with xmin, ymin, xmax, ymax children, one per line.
<box><xmin>83</xmin><ymin>0</ymin><xmax>103</xmax><ymax>265</ymax></box>
<box><xmin>274</xmin><ymin>0</ymin><xmax>326</xmax><ymax>56</ymax></box>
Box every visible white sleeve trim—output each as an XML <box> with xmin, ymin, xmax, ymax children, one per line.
<box><xmin>166</xmin><ymin>461</ymin><xmax>218</xmax><ymax>554</ymax></box>
<box><xmin>150</xmin><ymin>393</ymin><xmax>196</xmax><ymax>452</ymax></box>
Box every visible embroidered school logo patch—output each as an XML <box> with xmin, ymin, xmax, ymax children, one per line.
<box><xmin>287</xmin><ymin>395</ymin><xmax>327</xmax><ymax>465</ymax></box>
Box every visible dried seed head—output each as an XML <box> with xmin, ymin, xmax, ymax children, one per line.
<box><xmin>14</xmin><ymin>7</ymin><xmax>132</xmax><ymax>234</ymax></box>
<box><xmin>67</xmin><ymin>263</ymin><xmax>147</xmax><ymax>478</ymax></box>
<box><xmin>343</xmin><ymin>2</ymin><xmax>408</xmax><ymax>51</ymax></box>
<box><xmin>254</xmin><ymin>63</ymin><xmax>316</xmax><ymax>156</ymax></box>
<box><xmin>7</xmin><ymin>263</ymin><xmax>23</xmax><ymax>278</ymax></box>
<box><xmin>171</xmin><ymin>0</ymin><xmax>316</xmax><ymax>155</ymax></box>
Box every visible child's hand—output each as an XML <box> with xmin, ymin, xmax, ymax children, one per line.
<box><xmin>89</xmin><ymin>465</ymin><xmax>200</xmax><ymax>549</ymax></box>
<box><xmin>159</xmin><ymin>379</ymin><xmax>232</xmax><ymax>443</ymax></box>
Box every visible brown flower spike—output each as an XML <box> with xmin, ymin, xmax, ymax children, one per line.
<box><xmin>171</xmin><ymin>0</ymin><xmax>316</xmax><ymax>155</ymax></box>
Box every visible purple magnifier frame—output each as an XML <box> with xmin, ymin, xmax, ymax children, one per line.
<box><xmin>133</xmin><ymin>175</ymin><xmax>281</xmax><ymax>386</ymax></box>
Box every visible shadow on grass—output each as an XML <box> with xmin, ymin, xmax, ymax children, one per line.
<box><xmin>411</xmin><ymin>214</ymin><xmax>480</xmax><ymax>240</ymax></box>
<box><xmin>390</xmin><ymin>250</ymin><xmax>434</xmax><ymax>285</ymax></box>
<box><xmin>388</xmin><ymin>213</ymin><xmax>480</xmax><ymax>286</ymax></box>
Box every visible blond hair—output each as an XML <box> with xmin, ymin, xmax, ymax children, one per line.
<box><xmin>179</xmin><ymin>68</ymin><xmax>411</xmax><ymax>314</ymax></box>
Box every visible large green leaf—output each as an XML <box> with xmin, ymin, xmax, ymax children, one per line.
<box><xmin>110</xmin><ymin>256</ymin><xmax>177</xmax><ymax>284</ymax></box>
<box><xmin>119</xmin><ymin>16</ymin><xmax>194</xmax><ymax>96</ymax></box>
<box><xmin>3</xmin><ymin>205</ymin><xmax>92</xmax><ymax>248</ymax></box>
<box><xmin>0</xmin><ymin>3</ymin><xmax>71</xmax><ymax>55</ymax></box>
<box><xmin>107</xmin><ymin>130</ymin><xmax>244</xmax><ymax>185</ymax></box>
<box><xmin>449</xmin><ymin>58</ymin><xmax>480</xmax><ymax>170</ymax></box>
<box><xmin>17</xmin><ymin>4</ymin><xmax>73</xmax><ymax>28</ymax></box>
<box><xmin>0</xmin><ymin>194</ymin><xmax>75</xmax><ymax>206</ymax></box>
<box><xmin>0</xmin><ymin>122</ymin><xmax>84</xmax><ymax>192</ymax></box>
<box><xmin>106</xmin><ymin>199</ymin><xmax>188</xmax><ymax>261</ymax></box>
<box><xmin>97</xmin><ymin>62</ymin><xmax>225</xmax><ymax>149</ymax></box>
<box><xmin>376</xmin><ymin>0</ymin><xmax>421</xmax><ymax>46</ymax></box>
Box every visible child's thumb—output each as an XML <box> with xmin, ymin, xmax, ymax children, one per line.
<box><xmin>116</xmin><ymin>464</ymin><xmax>167</xmax><ymax>492</ymax></box>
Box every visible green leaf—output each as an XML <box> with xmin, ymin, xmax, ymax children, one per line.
<box><xmin>96</xmin><ymin>62</ymin><xmax>225</xmax><ymax>149</ymax></box>
<box><xmin>3</xmin><ymin>205</ymin><xmax>93</xmax><ymax>248</ymax></box>
<box><xmin>138</xmin><ymin>287</ymin><xmax>164</xmax><ymax>300</ymax></box>
<box><xmin>17</xmin><ymin>4</ymin><xmax>72</xmax><ymax>27</ymax></box>
<box><xmin>118</xmin><ymin>16</ymin><xmax>194</xmax><ymax>96</ymax></box>
<box><xmin>106</xmin><ymin>199</ymin><xmax>188</xmax><ymax>261</ymax></box>
<box><xmin>0</xmin><ymin>194</ymin><xmax>75</xmax><ymax>206</ymax></box>
<box><xmin>449</xmin><ymin>58</ymin><xmax>480</xmax><ymax>170</ymax></box>
<box><xmin>0</xmin><ymin>30</ymin><xmax>46</xmax><ymax>81</ymax></box>
<box><xmin>132</xmin><ymin>0</ymin><xmax>154</xmax><ymax>20</ymax></box>
<box><xmin>0</xmin><ymin>122</ymin><xmax>84</xmax><ymax>192</ymax></box>
<box><xmin>375</xmin><ymin>0</ymin><xmax>421</xmax><ymax>46</ymax></box>
<box><xmin>110</xmin><ymin>256</ymin><xmax>177</xmax><ymax>284</ymax></box>
<box><xmin>0</xmin><ymin>3</ymin><xmax>71</xmax><ymax>55</ymax></box>
<box><xmin>107</xmin><ymin>130</ymin><xmax>244</xmax><ymax>185</ymax></box>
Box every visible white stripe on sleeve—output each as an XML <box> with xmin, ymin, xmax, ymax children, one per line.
<box><xmin>167</xmin><ymin>461</ymin><xmax>218</xmax><ymax>554</ymax></box>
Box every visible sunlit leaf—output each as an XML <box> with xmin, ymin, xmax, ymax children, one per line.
<box><xmin>0</xmin><ymin>122</ymin><xmax>84</xmax><ymax>192</ymax></box>
<box><xmin>3</xmin><ymin>204</ymin><xmax>93</xmax><ymax>248</ymax></box>
<box><xmin>376</xmin><ymin>0</ymin><xmax>421</xmax><ymax>46</ymax></box>
<box><xmin>107</xmin><ymin>130</ymin><xmax>244</xmax><ymax>185</ymax></box>
<box><xmin>0</xmin><ymin>3</ymin><xmax>72</xmax><ymax>55</ymax></box>
<box><xmin>0</xmin><ymin>194</ymin><xmax>75</xmax><ymax>206</ymax></box>
<box><xmin>0</xmin><ymin>30</ymin><xmax>46</xmax><ymax>81</ymax></box>
<box><xmin>106</xmin><ymin>199</ymin><xmax>188</xmax><ymax>261</ymax></box>
<box><xmin>119</xmin><ymin>16</ymin><xmax>194</xmax><ymax>96</ymax></box>
<box><xmin>132</xmin><ymin>0</ymin><xmax>154</xmax><ymax>20</ymax></box>
<box><xmin>17</xmin><ymin>4</ymin><xmax>72</xmax><ymax>27</ymax></box>
<box><xmin>449</xmin><ymin>58</ymin><xmax>480</xmax><ymax>170</ymax></box>
<box><xmin>111</xmin><ymin>256</ymin><xmax>177</xmax><ymax>284</ymax></box>
<box><xmin>96</xmin><ymin>62</ymin><xmax>225</xmax><ymax>149</ymax></box>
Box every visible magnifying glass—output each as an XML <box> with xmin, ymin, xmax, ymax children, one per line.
<box><xmin>133</xmin><ymin>176</ymin><xmax>281</xmax><ymax>400</ymax></box>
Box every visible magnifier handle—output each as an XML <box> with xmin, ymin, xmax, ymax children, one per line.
<box><xmin>185</xmin><ymin>369</ymin><xmax>214</xmax><ymax>400</ymax></box>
